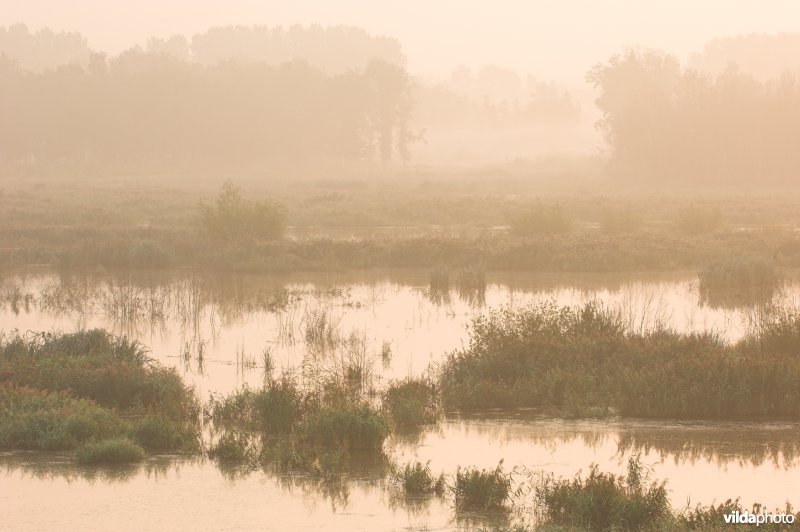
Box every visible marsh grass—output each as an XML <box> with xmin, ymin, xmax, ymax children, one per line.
<box><xmin>0</xmin><ymin>330</ymin><xmax>200</xmax><ymax>454</ymax></box>
<box><xmin>198</xmin><ymin>181</ymin><xmax>286</xmax><ymax>242</ymax></box>
<box><xmin>76</xmin><ymin>438</ymin><xmax>146</xmax><ymax>464</ymax></box>
<box><xmin>533</xmin><ymin>456</ymin><xmax>670</xmax><ymax>531</ymax></box>
<box><xmin>388</xmin><ymin>461</ymin><xmax>445</xmax><ymax>497</ymax></box>
<box><xmin>511</xmin><ymin>204</ymin><xmax>572</xmax><ymax>236</ymax></box>
<box><xmin>439</xmin><ymin>300</ymin><xmax>800</xmax><ymax>419</ymax></box>
<box><xmin>698</xmin><ymin>257</ymin><xmax>782</xmax><ymax>308</ymax></box>
<box><xmin>429</xmin><ymin>265</ymin><xmax>450</xmax><ymax>304</ymax></box>
<box><xmin>678</xmin><ymin>206</ymin><xmax>723</xmax><ymax>235</ymax></box>
<box><xmin>382</xmin><ymin>378</ymin><xmax>440</xmax><ymax>428</ymax></box>
<box><xmin>600</xmin><ymin>206</ymin><xmax>643</xmax><ymax>234</ymax></box>
<box><xmin>453</xmin><ymin>461</ymin><xmax>513</xmax><ymax>513</ymax></box>
<box><xmin>208</xmin><ymin>431</ymin><xmax>258</xmax><ymax>464</ymax></box>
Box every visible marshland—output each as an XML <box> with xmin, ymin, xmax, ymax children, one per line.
<box><xmin>4</xmin><ymin>3</ymin><xmax>800</xmax><ymax>531</ymax></box>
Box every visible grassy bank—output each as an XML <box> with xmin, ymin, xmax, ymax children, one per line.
<box><xmin>3</xmin><ymin>176</ymin><xmax>800</xmax><ymax>274</ymax></box>
<box><xmin>0</xmin><ymin>330</ymin><xmax>200</xmax><ymax>460</ymax></box>
<box><xmin>439</xmin><ymin>301</ymin><xmax>800</xmax><ymax>419</ymax></box>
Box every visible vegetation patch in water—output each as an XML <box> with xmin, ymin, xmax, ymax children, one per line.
<box><xmin>76</xmin><ymin>438</ymin><xmax>146</xmax><ymax>464</ymax></box>
<box><xmin>382</xmin><ymin>378</ymin><xmax>441</xmax><ymax>428</ymax></box>
<box><xmin>388</xmin><ymin>461</ymin><xmax>445</xmax><ymax>497</ymax></box>
<box><xmin>0</xmin><ymin>330</ymin><xmax>200</xmax><ymax>454</ymax></box>
<box><xmin>453</xmin><ymin>461</ymin><xmax>513</xmax><ymax>513</ymax></box>
<box><xmin>533</xmin><ymin>456</ymin><xmax>670</xmax><ymax>531</ymax></box>
<box><xmin>439</xmin><ymin>301</ymin><xmax>800</xmax><ymax>419</ymax></box>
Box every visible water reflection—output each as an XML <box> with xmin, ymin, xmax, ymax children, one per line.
<box><xmin>1</xmin><ymin>269</ymin><xmax>798</xmax><ymax>397</ymax></box>
<box><xmin>2</xmin><ymin>414</ymin><xmax>798</xmax><ymax>529</ymax></box>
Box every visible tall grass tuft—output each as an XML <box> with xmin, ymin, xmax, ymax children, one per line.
<box><xmin>453</xmin><ymin>461</ymin><xmax>512</xmax><ymax>513</ymax></box>
<box><xmin>534</xmin><ymin>456</ymin><xmax>670</xmax><ymax>531</ymax></box>
<box><xmin>388</xmin><ymin>461</ymin><xmax>445</xmax><ymax>497</ymax></box>
<box><xmin>382</xmin><ymin>378</ymin><xmax>440</xmax><ymax>428</ymax></box>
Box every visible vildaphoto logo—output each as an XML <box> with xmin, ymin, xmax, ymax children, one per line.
<box><xmin>723</xmin><ymin>510</ymin><xmax>796</xmax><ymax>526</ymax></box>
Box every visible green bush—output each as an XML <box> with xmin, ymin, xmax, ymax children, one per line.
<box><xmin>76</xmin><ymin>438</ymin><xmax>145</xmax><ymax>464</ymax></box>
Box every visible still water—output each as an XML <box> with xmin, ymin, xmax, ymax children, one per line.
<box><xmin>1</xmin><ymin>269</ymin><xmax>798</xmax><ymax>529</ymax></box>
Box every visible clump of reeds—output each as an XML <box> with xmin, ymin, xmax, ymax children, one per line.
<box><xmin>698</xmin><ymin>257</ymin><xmax>781</xmax><ymax>308</ymax></box>
<box><xmin>429</xmin><ymin>265</ymin><xmax>450</xmax><ymax>304</ymax></box>
<box><xmin>208</xmin><ymin>431</ymin><xmax>258</xmax><ymax>464</ymax></box>
<box><xmin>0</xmin><ymin>330</ymin><xmax>200</xmax><ymax>456</ymax></box>
<box><xmin>438</xmin><ymin>300</ymin><xmax>800</xmax><ymax>419</ymax></box>
<box><xmin>388</xmin><ymin>461</ymin><xmax>445</xmax><ymax>497</ymax></box>
<box><xmin>76</xmin><ymin>438</ymin><xmax>146</xmax><ymax>464</ymax></box>
<box><xmin>453</xmin><ymin>461</ymin><xmax>512</xmax><ymax>513</ymax></box>
<box><xmin>382</xmin><ymin>378</ymin><xmax>440</xmax><ymax>428</ymax></box>
<box><xmin>533</xmin><ymin>456</ymin><xmax>670</xmax><ymax>531</ymax></box>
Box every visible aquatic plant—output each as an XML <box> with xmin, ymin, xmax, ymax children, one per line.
<box><xmin>533</xmin><ymin>456</ymin><xmax>670</xmax><ymax>531</ymax></box>
<box><xmin>439</xmin><ymin>300</ymin><xmax>800</xmax><ymax>419</ymax></box>
<box><xmin>76</xmin><ymin>438</ymin><xmax>146</xmax><ymax>464</ymax></box>
<box><xmin>453</xmin><ymin>461</ymin><xmax>512</xmax><ymax>513</ymax></box>
<box><xmin>382</xmin><ymin>378</ymin><xmax>440</xmax><ymax>428</ymax></box>
<box><xmin>302</xmin><ymin>404</ymin><xmax>389</xmax><ymax>451</ymax></box>
<box><xmin>388</xmin><ymin>461</ymin><xmax>445</xmax><ymax>497</ymax></box>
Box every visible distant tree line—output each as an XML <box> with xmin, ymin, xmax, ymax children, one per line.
<box><xmin>415</xmin><ymin>65</ymin><xmax>580</xmax><ymax>127</ymax></box>
<box><xmin>1</xmin><ymin>23</ymin><xmax>404</xmax><ymax>73</ymax></box>
<box><xmin>0</xmin><ymin>48</ymin><xmax>414</xmax><ymax>165</ymax></box>
<box><xmin>589</xmin><ymin>48</ymin><xmax>800</xmax><ymax>184</ymax></box>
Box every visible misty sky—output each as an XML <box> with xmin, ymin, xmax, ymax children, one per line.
<box><xmin>4</xmin><ymin>0</ymin><xmax>800</xmax><ymax>82</ymax></box>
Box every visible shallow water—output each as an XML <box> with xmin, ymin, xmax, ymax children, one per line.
<box><xmin>2</xmin><ymin>416</ymin><xmax>799</xmax><ymax>531</ymax></box>
<box><xmin>0</xmin><ymin>269</ymin><xmax>793</xmax><ymax>396</ymax></box>
<box><xmin>1</xmin><ymin>268</ymin><xmax>799</xmax><ymax>529</ymax></box>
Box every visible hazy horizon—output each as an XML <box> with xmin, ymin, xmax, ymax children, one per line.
<box><xmin>5</xmin><ymin>0</ymin><xmax>800</xmax><ymax>83</ymax></box>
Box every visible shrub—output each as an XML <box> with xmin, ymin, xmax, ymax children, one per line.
<box><xmin>198</xmin><ymin>181</ymin><xmax>286</xmax><ymax>241</ymax></box>
<box><xmin>453</xmin><ymin>461</ymin><xmax>512</xmax><ymax>512</ymax></box>
<box><xmin>76</xmin><ymin>438</ymin><xmax>145</xmax><ymax>464</ymax></box>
